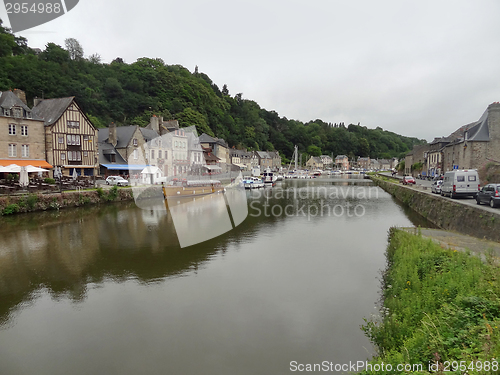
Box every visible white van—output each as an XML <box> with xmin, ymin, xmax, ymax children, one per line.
<box><xmin>440</xmin><ymin>169</ymin><xmax>480</xmax><ymax>198</ymax></box>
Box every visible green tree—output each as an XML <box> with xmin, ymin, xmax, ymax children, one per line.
<box><xmin>176</xmin><ymin>107</ymin><xmax>214</xmax><ymax>137</ymax></box>
<box><xmin>307</xmin><ymin>145</ymin><xmax>321</xmax><ymax>156</ymax></box>
<box><xmin>64</xmin><ymin>38</ymin><xmax>84</xmax><ymax>60</ymax></box>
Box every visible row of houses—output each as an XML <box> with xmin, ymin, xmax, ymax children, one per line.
<box><xmin>0</xmin><ymin>89</ymin><xmax>282</xmax><ymax>178</ymax></box>
<box><xmin>0</xmin><ymin>90</ymin><xmax>97</xmax><ymax>176</ymax></box>
<box><xmin>305</xmin><ymin>154</ymin><xmax>397</xmax><ymax>171</ymax></box>
<box><xmin>405</xmin><ymin>102</ymin><xmax>500</xmax><ymax>178</ymax></box>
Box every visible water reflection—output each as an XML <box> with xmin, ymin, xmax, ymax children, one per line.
<box><xmin>0</xmin><ymin>179</ymin><xmax>434</xmax><ymax>375</ymax></box>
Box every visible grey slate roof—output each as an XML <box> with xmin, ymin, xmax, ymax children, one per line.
<box><xmin>465</xmin><ymin>109</ymin><xmax>490</xmax><ymax>142</ymax></box>
<box><xmin>31</xmin><ymin>97</ymin><xmax>74</xmax><ymax>126</ymax></box>
<box><xmin>0</xmin><ymin>91</ymin><xmax>31</xmax><ymax>112</ymax></box>
<box><xmin>140</xmin><ymin>128</ymin><xmax>159</xmax><ymax>142</ymax></box>
<box><xmin>255</xmin><ymin>151</ymin><xmax>271</xmax><ymax>159</ymax></box>
<box><xmin>199</xmin><ymin>133</ymin><xmax>217</xmax><ymax>143</ymax></box>
<box><xmin>98</xmin><ymin>142</ymin><xmax>127</xmax><ymax>165</ymax></box>
<box><xmin>98</xmin><ymin>125</ymin><xmax>139</xmax><ymax>149</ymax></box>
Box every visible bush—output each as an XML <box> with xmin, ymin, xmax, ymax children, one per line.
<box><xmin>2</xmin><ymin>203</ymin><xmax>20</xmax><ymax>215</ymax></box>
<box><xmin>27</xmin><ymin>194</ymin><xmax>39</xmax><ymax>210</ymax></box>
<box><xmin>360</xmin><ymin>229</ymin><xmax>500</xmax><ymax>373</ymax></box>
<box><xmin>44</xmin><ymin>178</ymin><xmax>56</xmax><ymax>184</ymax></box>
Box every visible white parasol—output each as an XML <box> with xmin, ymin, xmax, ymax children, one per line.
<box><xmin>19</xmin><ymin>166</ymin><xmax>29</xmax><ymax>188</ymax></box>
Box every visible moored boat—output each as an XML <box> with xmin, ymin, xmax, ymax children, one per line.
<box><xmin>243</xmin><ymin>176</ymin><xmax>264</xmax><ymax>189</ymax></box>
<box><xmin>162</xmin><ymin>179</ymin><xmax>224</xmax><ymax>197</ymax></box>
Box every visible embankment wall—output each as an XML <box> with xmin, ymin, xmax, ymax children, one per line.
<box><xmin>0</xmin><ymin>188</ymin><xmax>134</xmax><ymax>215</ymax></box>
<box><xmin>371</xmin><ymin>177</ymin><xmax>500</xmax><ymax>242</ymax></box>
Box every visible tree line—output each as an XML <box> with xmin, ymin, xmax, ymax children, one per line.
<box><xmin>0</xmin><ymin>19</ymin><xmax>425</xmax><ymax>163</ymax></box>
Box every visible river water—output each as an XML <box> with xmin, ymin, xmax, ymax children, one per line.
<box><xmin>0</xmin><ymin>177</ymin><xmax>431</xmax><ymax>375</ymax></box>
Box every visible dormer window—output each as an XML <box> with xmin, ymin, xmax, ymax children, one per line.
<box><xmin>13</xmin><ymin>107</ymin><xmax>22</xmax><ymax>118</ymax></box>
<box><xmin>133</xmin><ymin>138</ymin><xmax>138</xmax><ymax>146</ymax></box>
<box><xmin>3</xmin><ymin>108</ymin><xmax>10</xmax><ymax>116</ymax></box>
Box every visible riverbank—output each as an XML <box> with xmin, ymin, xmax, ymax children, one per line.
<box><xmin>370</xmin><ymin>175</ymin><xmax>500</xmax><ymax>242</ymax></box>
<box><xmin>0</xmin><ymin>186</ymin><xmax>134</xmax><ymax>215</ymax></box>
<box><xmin>359</xmin><ymin>228</ymin><xmax>500</xmax><ymax>375</ymax></box>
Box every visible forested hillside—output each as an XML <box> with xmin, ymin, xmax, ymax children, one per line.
<box><xmin>0</xmin><ymin>20</ymin><xmax>425</xmax><ymax>162</ymax></box>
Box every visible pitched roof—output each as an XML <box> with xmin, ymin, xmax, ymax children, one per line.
<box><xmin>98</xmin><ymin>142</ymin><xmax>127</xmax><ymax>165</ymax></box>
<box><xmin>98</xmin><ymin>125</ymin><xmax>140</xmax><ymax>149</ymax></box>
<box><xmin>31</xmin><ymin>97</ymin><xmax>74</xmax><ymax>126</ymax></box>
<box><xmin>255</xmin><ymin>151</ymin><xmax>271</xmax><ymax>159</ymax></box>
<box><xmin>199</xmin><ymin>133</ymin><xmax>217</xmax><ymax>143</ymax></box>
<box><xmin>140</xmin><ymin>127</ymin><xmax>159</xmax><ymax>142</ymax></box>
<box><xmin>465</xmin><ymin>109</ymin><xmax>490</xmax><ymax>142</ymax></box>
<box><xmin>0</xmin><ymin>91</ymin><xmax>31</xmax><ymax>112</ymax></box>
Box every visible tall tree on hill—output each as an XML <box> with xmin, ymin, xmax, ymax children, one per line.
<box><xmin>65</xmin><ymin>38</ymin><xmax>84</xmax><ymax>60</ymax></box>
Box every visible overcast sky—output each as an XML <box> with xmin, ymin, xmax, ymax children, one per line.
<box><xmin>2</xmin><ymin>0</ymin><xmax>500</xmax><ymax>141</ymax></box>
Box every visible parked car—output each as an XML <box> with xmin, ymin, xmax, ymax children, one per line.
<box><xmin>431</xmin><ymin>180</ymin><xmax>443</xmax><ymax>194</ymax></box>
<box><xmin>106</xmin><ymin>176</ymin><xmax>129</xmax><ymax>186</ymax></box>
<box><xmin>441</xmin><ymin>169</ymin><xmax>480</xmax><ymax>198</ymax></box>
<box><xmin>401</xmin><ymin>176</ymin><xmax>416</xmax><ymax>185</ymax></box>
<box><xmin>476</xmin><ymin>184</ymin><xmax>500</xmax><ymax>208</ymax></box>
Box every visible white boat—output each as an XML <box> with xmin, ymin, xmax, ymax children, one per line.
<box><xmin>262</xmin><ymin>168</ymin><xmax>277</xmax><ymax>185</ymax></box>
<box><xmin>251</xmin><ymin>165</ymin><xmax>261</xmax><ymax>177</ymax></box>
<box><xmin>244</xmin><ymin>176</ymin><xmax>264</xmax><ymax>189</ymax></box>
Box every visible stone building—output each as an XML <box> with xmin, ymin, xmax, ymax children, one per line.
<box><xmin>0</xmin><ymin>90</ymin><xmax>51</xmax><ymax>168</ymax></box>
<box><xmin>442</xmin><ymin>103</ymin><xmax>500</xmax><ymax>172</ymax></box>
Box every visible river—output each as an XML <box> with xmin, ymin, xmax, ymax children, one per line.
<box><xmin>0</xmin><ymin>176</ymin><xmax>432</xmax><ymax>375</ymax></box>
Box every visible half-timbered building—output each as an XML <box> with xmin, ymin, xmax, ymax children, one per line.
<box><xmin>32</xmin><ymin>97</ymin><xmax>97</xmax><ymax>177</ymax></box>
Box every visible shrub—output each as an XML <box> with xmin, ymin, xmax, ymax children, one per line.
<box><xmin>27</xmin><ymin>194</ymin><xmax>38</xmax><ymax>210</ymax></box>
<box><xmin>2</xmin><ymin>203</ymin><xmax>20</xmax><ymax>215</ymax></box>
<box><xmin>44</xmin><ymin>178</ymin><xmax>56</xmax><ymax>184</ymax></box>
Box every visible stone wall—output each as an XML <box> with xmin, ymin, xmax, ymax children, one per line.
<box><xmin>371</xmin><ymin>177</ymin><xmax>500</xmax><ymax>242</ymax></box>
<box><xmin>0</xmin><ymin>188</ymin><xmax>134</xmax><ymax>215</ymax></box>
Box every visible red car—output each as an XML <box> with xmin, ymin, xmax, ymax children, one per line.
<box><xmin>401</xmin><ymin>176</ymin><xmax>416</xmax><ymax>185</ymax></box>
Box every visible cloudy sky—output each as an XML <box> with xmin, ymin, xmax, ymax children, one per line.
<box><xmin>2</xmin><ymin>0</ymin><xmax>500</xmax><ymax>141</ymax></box>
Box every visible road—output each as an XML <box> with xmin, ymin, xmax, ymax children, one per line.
<box><xmin>378</xmin><ymin>172</ymin><xmax>500</xmax><ymax>215</ymax></box>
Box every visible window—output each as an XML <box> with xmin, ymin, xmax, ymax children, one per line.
<box><xmin>3</xmin><ymin>109</ymin><xmax>10</xmax><ymax>116</ymax></box>
<box><xmin>68</xmin><ymin>151</ymin><xmax>81</xmax><ymax>161</ymax></box>
<box><xmin>84</xmin><ymin>151</ymin><xmax>88</xmax><ymax>157</ymax></box>
<box><xmin>67</xmin><ymin>121</ymin><xmax>80</xmax><ymax>128</ymax></box>
<box><xmin>8</xmin><ymin>124</ymin><xmax>16</xmax><ymax>135</ymax></box>
<box><xmin>158</xmin><ymin>150</ymin><xmax>162</xmax><ymax>159</ymax></box>
<box><xmin>8</xmin><ymin>144</ymin><xmax>16</xmax><ymax>157</ymax></box>
<box><xmin>468</xmin><ymin>175</ymin><xmax>476</xmax><ymax>181</ymax></box>
<box><xmin>67</xmin><ymin>134</ymin><xmax>81</xmax><ymax>145</ymax></box>
<box><xmin>133</xmin><ymin>138</ymin><xmax>138</xmax><ymax>146</ymax></box>
<box><xmin>457</xmin><ymin>176</ymin><xmax>465</xmax><ymax>182</ymax></box>
<box><xmin>21</xmin><ymin>125</ymin><xmax>28</xmax><ymax>136</ymax></box>
<box><xmin>151</xmin><ymin>150</ymin><xmax>155</xmax><ymax>159</ymax></box>
<box><xmin>61</xmin><ymin>153</ymin><xmax>66</xmax><ymax>161</ymax></box>
<box><xmin>58</xmin><ymin>136</ymin><xmax>64</xmax><ymax>144</ymax></box>
<box><xmin>21</xmin><ymin>144</ymin><xmax>29</xmax><ymax>157</ymax></box>
<box><xmin>164</xmin><ymin>150</ymin><xmax>168</xmax><ymax>159</ymax></box>
<box><xmin>133</xmin><ymin>149</ymin><xmax>138</xmax><ymax>160</ymax></box>
<box><xmin>158</xmin><ymin>139</ymin><xmax>162</xmax><ymax>148</ymax></box>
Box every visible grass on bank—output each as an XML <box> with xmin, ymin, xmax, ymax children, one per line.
<box><xmin>360</xmin><ymin>228</ymin><xmax>500</xmax><ymax>374</ymax></box>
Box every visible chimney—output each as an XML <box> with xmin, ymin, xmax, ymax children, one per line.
<box><xmin>108</xmin><ymin>122</ymin><xmax>117</xmax><ymax>147</ymax></box>
<box><xmin>150</xmin><ymin>116</ymin><xmax>159</xmax><ymax>133</ymax></box>
<box><xmin>33</xmin><ymin>97</ymin><xmax>43</xmax><ymax>107</ymax></box>
<box><xmin>13</xmin><ymin>89</ymin><xmax>27</xmax><ymax>105</ymax></box>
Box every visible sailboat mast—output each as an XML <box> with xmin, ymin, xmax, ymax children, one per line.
<box><xmin>294</xmin><ymin>145</ymin><xmax>298</xmax><ymax>170</ymax></box>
